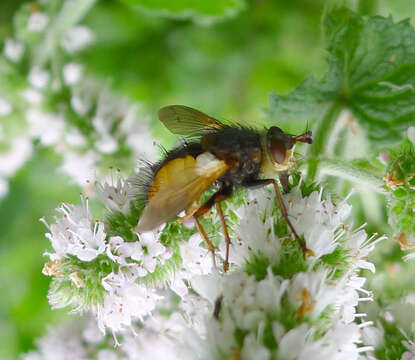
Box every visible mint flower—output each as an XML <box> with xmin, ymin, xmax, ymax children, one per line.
<box><xmin>27</xmin><ymin>12</ymin><xmax>49</xmax><ymax>32</ymax></box>
<box><xmin>3</xmin><ymin>39</ymin><xmax>24</xmax><ymax>62</ymax></box>
<box><xmin>182</xmin><ymin>185</ymin><xmax>383</xmax><ymax>359</ymax></box>
<box><xmin>61</xmin><ymin>25</ymin><xmax>94</xmax><ymax>53</ymax></box>
<box><xmin>98</xmin><ymin>270</ymin><xmax>161</xmax><ymax>334</ymax></box>
<box><xmin>41</xmin><ymin>175</ymin><xmax>179</xmax><ymax>334</ymax></box>
<box><xmin>28</xmin><ymin>66</ymin><xmax>50</xmax><ymax>89</ymax></box>
<box><xmin>0</xmin><ymin>97</ymin><xmax>12</xmax><ymax>115</ymax></box>
<box><xmin>0</xmin><ymin>0</ymin><xmax>155</xmax><ymax>196</ymax></box>
<box><xmin>62</xmin><ymin>62</ymin><xmax>83</xmax><ymax>85</ymax></box>
<box><xmin>96</xmin><ymin>177</ymin><xmax>134</xmax><ymax>215</ymax></box>
<box><xmin>37</xmin><ymin>175</ymin><xmax>384</xmax><ymax>358</ymax></box>
<box><xmin>0</xmin><ymin>136</ymin><xmax>33</xmax><ymax>198</ymax></box>
<box><xmin>41</xmin><ymin>198</ymin><xmax>106</xmax><ymax>261</ymax></box>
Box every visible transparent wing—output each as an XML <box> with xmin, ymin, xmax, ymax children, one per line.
<box><xmin>158</xmin><ymin>105</ymin><xmax>225</xmax><ymax>136</ymax></box>
<box><xmin>135</xmin><ymin>155</ymin><xmax>229</xmax><ymax>232</ymax></box>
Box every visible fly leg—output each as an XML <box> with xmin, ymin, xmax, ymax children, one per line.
<box><xmin>243</xmin><ymin>178</ymin><xmax>312</xmax><ymax>258</ymax></box>
<box><xmin>278</xmin><ymin>171</ymin><xmax>290</xmax><ymax>194</ymax></box>
<box><xmin>193</xmin><ymin>185</ymin><xmax>233</xmax><ymax>271</ymax></box>
<box><xmin>194</xmin><ymin>217</ymin><xmax>217</xmax><ymax>268</ymax></box>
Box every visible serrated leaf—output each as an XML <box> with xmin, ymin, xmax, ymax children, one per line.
<box><xmin>266</xmin><ymin>69</ymin><xmax>339</xmax><ymax>122</ymax></box>
<box><xmin>120</xmin><ymin>0</ymin><xmax>246</xmax><ymax>25</ymax></box>
<box><xmin>267</xmin><ymin>8</ymin><xmax>415</xmax><ymax>146</ymax></box>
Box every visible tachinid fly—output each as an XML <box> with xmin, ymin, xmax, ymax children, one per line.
<box><xmin>133</xmin><ymin>105</ymin><xmax>313</xmax><ymax>271</ymax></box>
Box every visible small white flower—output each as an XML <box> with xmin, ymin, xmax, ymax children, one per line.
<box><xmin>95</xmin><ymin>135</ymin><xmax>118</xmax><ymax>154</ymax></box>
<box><xmin>26</xmin><ymin>108</ymin><xmax>64</xmax><ymax>146</ymax></box>
<box><xmin>190</xmin><ymin>271</ymin><xmax>223</xmax><ymax>305</ymax></box>
<box><xmin>0</xmin><ymin>136</ymin><xmax>33</xmax><ymax>177</ymax></box>
<box><xmin>62</xmin><ymin>26</ymin><xmax>94</xmax><ymax>53</ymax></box>
<box><xmin>241</xmin><ymin>333</ymin><xmax>270</xmax><ymax>360</ymax></box>
<box><xmin>98</xmin><ymin>271</ymin><xmax>161</xmax><ymax>333</ymax></box>
<box><xmin>28</xmin><ymin>66</ymin><xmax>50</xmax><ymax>89</ymax></box>
<box><xmin>139</xmin><ymin>229</ymin><xmax>168</xmax><ymax>273</ymax></box>
<box><xmin>3</xmin><ymin>39</ymin><xmax>24</xmax><ymax>62</ymax></box>
<box><xmin>180</xmin><ymin>295</ymin><xmax>211</xmax><ymax>335</ymax></box>
<box><xmin>0</xmin><ymin>97</ymin><xmax>12</xmax><ymax>116</ymax></box>
<box><xmin>61</xmin><ymin>150</ymin><xmax>98</xmax><ymax>186</ymax></box>
<box><xmin>362</xmin><ymin>325</ymin><xmax>384</xmax><ymax>349</ymax></box>
<box><xmin>170</xmin><ymin>277</ymin><xmax>189</xmax><ymax>297</ymax></box>
<box><xmin>96</xmin><ymin>177</ymin><xmax>134</xmax><ymax>214</ymax></box>
<box><xmin>220</xmin><ymin>272</ymin><xmax>266</xmax><ymax>330</ymax></box>
<box><xmin>63</xmin><ymin>62</ymin><xmax>83</xmax><ymax>85</ymax></box>
<box><xmin>277</xmin><ymin>324</ymin><xmax>330</xmax><ymax>360</ymax></box>
<box><xmin>255</xmin><ymin>269</ymin><xmax>289</xmax><ymax>314</ymax></box>
<box><xmin>22</xmin><ymin>321</ymin><xmax>87</xmax><ymax>360</ymax></box>
<box><xmin>82</xmin><ymin>318</ymin><xmax>104</xmax><ymax>344</ymax></box>
<box><xmin>179</xmin><ymin>233</ymin><xmax>213</xmax><ymax>276</ymax></box>
<box><xmin>68</xmin><ymin>221</ymin><xmax>106</xmax><ymax>261</ymax></box>
<box><xmin>126</xmin><ymin>130</ymin><xmax>157</xmax><ymax>161</ymax></box>
<box><xmin>232</xmin><ymin>199</ymin><xmax>280</xmax><ymax>264</ymax></box>
<box><xmin>70</xmin><ymin>93</ymin><xmax>91</xmax><ymax>115</ymax></box>
<box><xmin>337</xmin><ymin>285</ymin><xmax>360</xmax><ymax>323</ymax></box>
<box><xmin>43</xmin><ymin>199</ymin><xmax>106</xmax><ymax>261</ymax></box>
<box><xmin>106</xmin><ymin>236</ymin><xmax>128</xmax><ymax>264</ymax></box>
<box><xmin>27</xmin><ymin>12</ymin><xmax>49</xmax><ymax>32</ymax></box>
<box><xmin>120</xmin><ymin>107</ymin><xmax>157</xmax><ymax>160</ymax></box>
<box><xmin>22</xmin><ymin>88</ymin><xmax>44</xmax><ymax>104</ymax></box>
<box><xmin>346</xmin><ymin>229</ymin><xmax>383</xmax><ymax>272</ymax></box>
<box><xmin>97</xmin><ymin>349</ymin><xmax>119</xmax><ymax>360</ymax></box>
<box><xmin>282</xmin><ymin>187</ymin><xmax>353</xmax><ymax>260</ymax></box>
<box><xmin>121</xmin><ymin>321</ymin><xmax>191</xmax><ymax>360</ymax></box>
<box><xmin>203</xmin><ymin>315</ymin><xmax>238</xmax><ymax>359</ymax></box>
<box><xmin>106</xmin><ymin>228</ymin><xmax>171</xmax><ymax>278</ymax></box>
<box><xmin>288</xmin><ymin>269</ymin><xmax>338</xmax><ymax>319</ymax></box>
<box><xmin>65</xmin><ymin>127</ymin><xmax>87</xmax><ymax>147</ymax></box>
<box><xmin>326</xmin><ymin>322</ymin><xmax>362</xmax><ymax>360</ymax></box>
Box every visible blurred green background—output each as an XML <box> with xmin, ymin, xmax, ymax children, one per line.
<box><xmin>1</xmin><ymin>0</ymin><xmax>415</xmax><ymax>358</ymax></box>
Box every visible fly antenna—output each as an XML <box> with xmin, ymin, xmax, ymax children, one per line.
<box><xmin>293</xmin><ymin>130</ymin><xmax>313</xmax><ymax>144</ymax></box>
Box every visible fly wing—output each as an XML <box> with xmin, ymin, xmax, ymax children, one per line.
<box><xmin>158</xmin><ymin>105</ymin><xmax>225</xmax><ymax>136</ymax></box>
<box><xmin>134</xmin><ymin>153</ymin><xmax>230</xmax><ymax>232</ymax></box>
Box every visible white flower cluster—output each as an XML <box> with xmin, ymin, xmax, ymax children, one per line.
<box><xmin>0</xmin><ymin>0</ymin><xmax>155</xmax><ymax>200</ymax></box>
<box><xmin>23</xmin><ymin>312</ymin><xmax>196</xmax><ymax>360</ymax></box>
<box><xmin>180</xmin><ymin>187</ymin><xmax>381</xmax><ymax>359</ymax></box>
<box><xmin>42</xmin><ymin>180</ymin><xmax>173</xmax><ymax>333</ymax></box>
<box><xmin>57</xmin><ymin>79</ymin><xmax>156</xmax><ymax>187</ymax></box>
<box><xmin>41</xmin><ymin>198</ymin><xmax>106</xmax><ymax>262</ymax></box>
<box><xmin>39</xmin><ymin>180</ymin><xmax>383</xmax><ymax>359</ymax></box>
<box><xmin>0</xmin><ymin>134</ymin><xmax>33</xmax><ymax>198</ymax></box>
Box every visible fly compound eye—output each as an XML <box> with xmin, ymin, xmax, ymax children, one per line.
<box><xmin>271</xmin><ymin>141</ymin><xmax>287</xmax><ymax>164</ymax></box>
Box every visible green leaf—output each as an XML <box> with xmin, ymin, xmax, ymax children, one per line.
<box><xmin>267</xmin><ymin>73</ymin><xmax>337</xmax><ymax>122</ymax></box>
<box><xmin>120</xmin><ymin>0</ymin><xmax>246</xmax><ymax>25</ymax></box>
<box><xmin>267</xmin><ymin>7</ymin><xmax>415</xmax><ymax>146</ymax></box>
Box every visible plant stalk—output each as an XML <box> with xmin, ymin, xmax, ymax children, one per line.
<box><xmin>307</xmin><ymin>102</ymin><xmax>342</xmax><ymax>180</ymax></box>
<box><xmin>34</xmin><ymin>0</ymin><xmax>97</xmax><ymax>66</ymax></box>
<box><xmin>303</xmin><ymin>158</ymin><xmax>386</xmax><ymax>194</ymax></box>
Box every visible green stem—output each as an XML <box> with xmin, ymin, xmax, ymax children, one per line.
<box><xmin>304</xmin><ymin>158</ymin><xmax>386</xmax><ymax>194</ymax></box>
<box><xmin>34</xmin><ymin>0</ymin><xmax>97</xmax><ymax>66</ymax></box>
<box><xmin>307</xmin><ymin>102</ymin><xmax>342</xmax><ymax>180</ymax></box>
